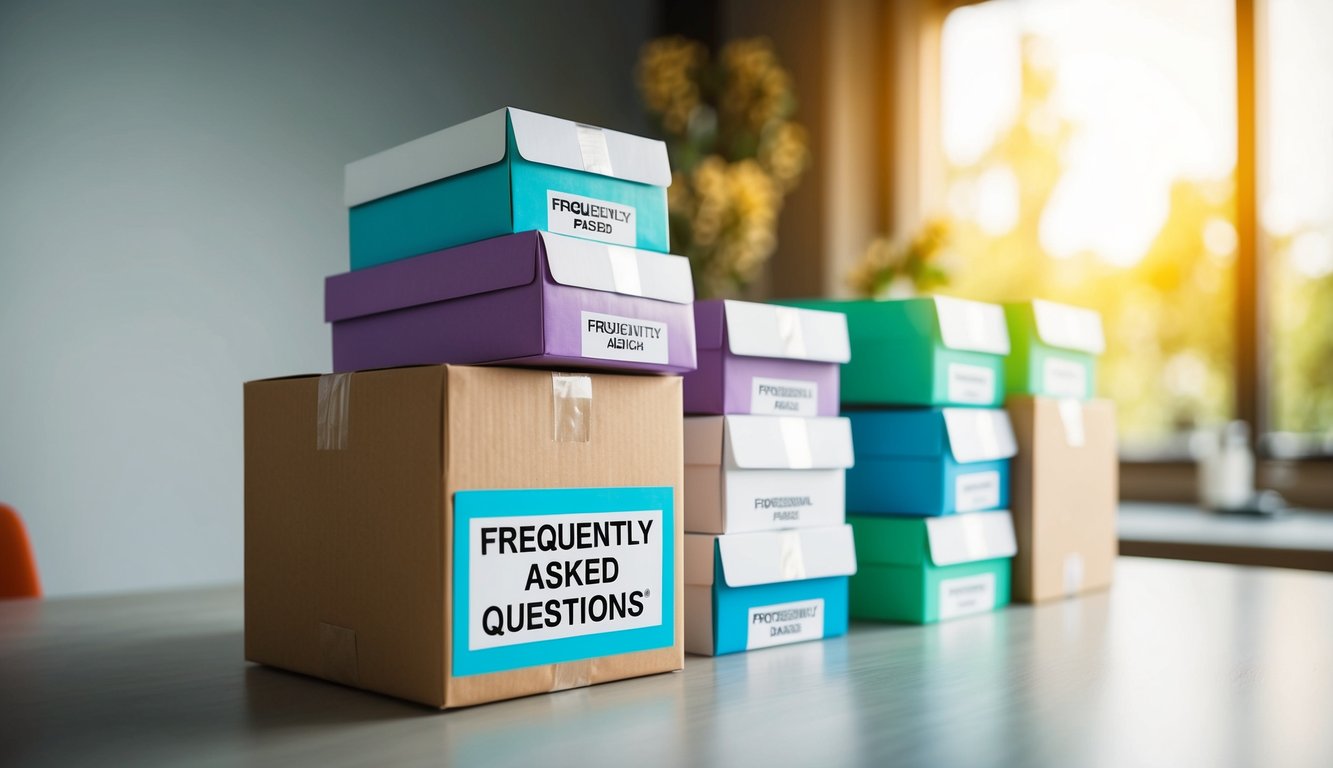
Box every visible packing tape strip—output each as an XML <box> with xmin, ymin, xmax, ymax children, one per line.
<box><xmin>576</xmin><ymin>123</ymin><xmax>614</xmax><ymax>176</ymax></box>
<box><xmin>607</xmin><ymin>245</ymin><xmax>643</xmax><ymax>296</ymax></box>
<box><xmin>960</xmin><ymin>512</ymin><xmax>989</xmax><ymax>561</ymax></box>
<box><xmin>552</xmin><ymin>373</ymin><xmax>593</xmax><ymax>443</ymax></box>
<box><xmin>1057</xmin><ymin>398</ymin><xmax>1086</xmax><ymax>447</ymax></box>
<box><xmin>777</xmin><ymin>530</ymin><xmax>808</xmax><ymax>581</ymax></box>
<box><xmin>974</xmin><ymin>410</ymin><xmax>1001</xmax><ymax>459</ymax></box>
<box><xmin>775</xmin><ymin>306</ymin><xmax>808</xmax><ymax>358</ymax></box>
<box><xmin>1063</xmin><ymin>552</ymin><xmax>1085</xmax><ymax>596</ymax></box>
<box><xmin>318</xmin><ymin>622</ymin><xmax>359</xmax><ymax>686</ymax></box>
<box><xmin>551</xmin><ymin>659</ymin><xmax>594</xmax><ymax>692</ymax></box>
<box><xmin>778</xmin><ymin>417</ymin><xmax>813</xmax><ymax>469</ymax></box>
<box><xmin>316</xmin><ymin>373</ymin><xmax>351</xmax><ymax>451</ymax></box>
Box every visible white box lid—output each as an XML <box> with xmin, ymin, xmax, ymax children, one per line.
<box><xmin>943</xmin><ymin>408</ymin><xmax>1018</xmax><ymax>463</ymax></box>
<box><xmin>925</xmin><ymin>511</ymin><xmax>1017</xmax><ymax>566</ymax></box>
<box><xmin>934</xmin><ymin>295</ymin><xmax>1010</xmax><ymax>354</ymax></box>
<box><xmin>541</xmin><ymin>232</ymin><xmax>693</xmax><ymax>304</ymax></box>
<box><xmin>694</xmin><ymin>415</ymin><xmax>854</xmax><ymax>470</ymax></box>
<box><xmin>683</xmin><ymin>525</ymin><xmax>857</xmax><ymax>587</ymax></box>
<box><xmin>722</xmin><ymin>301</ymin><xmax>851</xmax><ymax>363</ymax></box>
<box><xmin>1032</xmin><ymin>299</ymin><xmax>1106</xmax><ymax>354</ymax></box>
<box><xmin>344</xmin><ymin>106</ymin><xmax>672</xmax><ymax>207</ymax></box>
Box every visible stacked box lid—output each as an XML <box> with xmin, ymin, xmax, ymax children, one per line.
<box><xmin>685</xmin><ymin>300</ymin><xmax>851</xmax><ymax>416</ymax></box>
<box><xmin>345</xmin><ymin>106</ymin><xmax>673</xmax><ymax>268</ymax></box>
<box><xmin>1004</xmin><ymin>299</ymin><xmax>1106</xmax><ymax>400</ymax></box>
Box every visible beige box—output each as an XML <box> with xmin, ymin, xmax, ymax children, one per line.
<box><xmin>1007</xmin><ymin>396</ymin><xmax>1118</xmax><ymax>603</ymax></box>
<box><xmin>244</xmin><ymin>365</ymin><xmax>684</xmax><ymax>708</ymax></box>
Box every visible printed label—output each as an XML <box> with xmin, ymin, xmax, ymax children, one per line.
<box><xmin>751</xmin><ymin>493</ymin><xmax>815</xmax><ymax>525</ymax></box>
<box><xmin>581</xmin><ymin>311</ymin><xmax>668</xmax><ymax>365</ymax></box>
<box><xmin>947</xmin><ymin>363</ymin><xmax>995</xmax><ymax>405</ymax></box>
<box><xmin>938</xmin><ymin>572</ymin><xmax>996</xmax><ymax>620</ymax></box>
<box><xmin>750</xmin><ymin>377</ymin><xmax>819</xmax><ymax>417</ymax></box>
<box><xmin>747</xmin><ymin>598</ymin><xmax>825</xmax><ymax>650</ymax></box>
<box><xmin>1043</xmin><ymin>357</ymin><xmax>1087</xmax><ymax>398</ymax></box>
<box><xmin>954</xmin><ymin>470</ymin><xmax>1001</xmax><ymax>512</ymax></box>
<box><xmin>547</xmin><ymin>190</ymin><xmax>636</xmax><ymax>246</ymax></box>
<box><xmin>452</xmin><ymin>487</ymin><xmax>674</xmax><ymax>677</ymax></box>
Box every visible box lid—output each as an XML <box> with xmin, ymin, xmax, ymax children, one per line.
<box><xmin>345</xmin><ymin>106</ymin><xmax>672</xmax><ymax>207</ymax></box>
<box><xmin>684</xmin><ymin>526</ymin><xmax>857</xmax><ymax>587</ymax></box>
<box><xmin>850</xmin><ymin>408</ymin><xmax>1016</xmax><ymax>463</ymax></box>
<box><xmin>933</xmin><ymin>296</ymin><xmax>1010</xmax><ymax>354</ymax></box>
<box><xmin>1029</xmin><ymin>299</ymin><xmax>1106</xmax><ymax>354</ymax></box>
<box><xmin>694</xmin><ymin>300</ymin><xmax>850</xmax><ymax>362</ymax></box>
<box><xmin>684</xmin><ymin>415</ymin><xmax>854</xmax><ymax>470</ymax></box>
<box><xmin>924</xmin><ymin>511</ymin><xmax>1017</xmax><ymax>566</ymax></box>
<box><xmin>325</xmin><ymin>231</ymin><xmax>691</xmax><ymax>323</ymax></box>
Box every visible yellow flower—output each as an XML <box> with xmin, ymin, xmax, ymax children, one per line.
<box><xmin>637</xmin><ymin>37</ymin><xmax>706</xmax><ymax>136</ymax></box>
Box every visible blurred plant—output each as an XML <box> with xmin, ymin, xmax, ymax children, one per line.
<box><xmin>637</xmin><ymin>36</ymin><xmax>808</xmax><ymax>298</ymax></box>
<box><xmin>848</xmin><ymin>220</ymin><xmax>954</xmax><ymax>298</ymax></box>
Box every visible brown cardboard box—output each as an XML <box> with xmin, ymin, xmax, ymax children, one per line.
<box><xmin>244</xmin><ymin>365</ymin><xmax>684</xmax><ymax>708</ymax></box>
<box><xmin>1007</xmin><ymin>396</ymin><xmax>1118</xmax><ymax>603</ymax></box>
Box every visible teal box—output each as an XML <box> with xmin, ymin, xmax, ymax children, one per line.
<box><xmin>685</xmin><ymin>526</ymin><xmax>856</xmax><ymax>656</ymax></box>
<box><xmin>778</xmin><ymin>296</ymin><xmax>1010</xmax><ymax>407</ymax></box>
<box><xmin>849</xmin><ymin>511</ymin><xmax>1015</xmax><ymax>624</ymax></box>
<box><xmin>846</xmin><ymin>407</ymin><xmax>1017</xmax><ymax>516</ymax></box>
<box><xmin>345</xmin><ymin>106</ymin><xmax>672</xmax><ymax>269</ymax></box>
<box><xmin>1004</xmin><ymin>299</ymin><xmax>1106</xmax><ymax>399</ymax></box>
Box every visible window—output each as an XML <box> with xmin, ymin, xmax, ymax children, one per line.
<box><xmin>937</xmin><ymin>0</ymin><xmax>1239</xmax><ymax>456</ymax></box>
<box><xmin>1264</xmin><ymin>0</ymin><xmax>1333</xmax><ymax>456</ymax></box>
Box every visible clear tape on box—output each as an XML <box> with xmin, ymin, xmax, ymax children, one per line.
<box><xmin>316</xmin><ymin>373</ymin><xmax>352</xmax><ymax>450</ymax></box>
<box><xmin>552</xmin><ymin>373</ymin><xmax>593</xmax><ymax>443</ymax></box>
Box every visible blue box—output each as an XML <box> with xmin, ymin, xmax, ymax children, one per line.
<box><xmin>685</xmin><ymin>525</ymin><xmax>856</xmax><ymax>655</ymax></box>
<box><xmin>846</xmin><ymin>408</ymin><xmax>1016</xmax><ymax>516</ymax></box>
<box><xmin>345</xmin><ymin>107</ymin><xmax>672</xmax><ymax>269</ymax></box>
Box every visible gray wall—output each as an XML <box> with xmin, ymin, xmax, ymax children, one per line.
<box><xmin>0</xmin><ymin>0</ymin><xmax>656</xmax><ymax>596</ymax></box>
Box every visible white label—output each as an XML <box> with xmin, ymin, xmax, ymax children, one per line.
<box><xmin>938</xmin><ymin>572</ymin><xmax>996</xmax><ymax>620</ymax></box>
<box><xmin>580</xmin><ymin>311</ymin><xmax>668</xmax><ymax>364</ymax></box>
<box><xmin>947</xmin><ymin>363</ymin><xmax>995</xmax><ymax>405</ymax></box>
<box><xmin>954</xmin><ymin>470</ymin><xmax>1001</xmax><ymax>512</ymax></box>
<box><xmin>725</xmin><ymin>469</ymin><xmax>847</xmax><ymax>532</ymax></box>
<box><xmin>747</xmin><ymin>598</ymin><xmax>825</xmax><ymax>650</ymax></box>
<box><xmin>547</xmin><ymin>190</ymin><xmax>636</xmax><ymax>246</ymax></box>
<box><xmin>468</xmin><ymin>510</ymin><xmax>663</xmax><ymax>651</ymax></box>
<box><xmin>750</xmin><ymin>377</ymin><xmax>819</xmax><ymax>417</ymax></box>
<box><xmin>1043</xmin><ymin>357</ymin><xmax>1087</xmax><ymax>398</ymax></box>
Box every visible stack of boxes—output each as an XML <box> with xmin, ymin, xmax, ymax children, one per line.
<box><xmin>244</xmin><ymin>108</ymin><xmax>700</xmax><ymax>708</ymax></box>
<box><xmin>1004</xmin><ymin>299</ymin><xmax>1117</xmax><ymax>603</ymax></box>
<box><xmin>681</xmin><ymin>301</ymin><xmax>857</xmax><ymax>655</ymax></box>
<box><xmin>784</xmin><ymin>296</ymin><xmax>1019</xmax><ymax>624</ymax></box>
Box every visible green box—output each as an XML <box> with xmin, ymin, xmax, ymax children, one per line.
<box><xmin>1004</xmin><ymin>300</ymin><xmax>1105</xmax><ymax>399</ymax></box>
<box><xmin>779</xmin><ymin>297</ymin><xmax>1009</xmax><ymax>407</ymax></box>
<box><xmin>849</xmin><ymin>511</ymin><xmax>1015</xmax><ymax>624</ymax></box>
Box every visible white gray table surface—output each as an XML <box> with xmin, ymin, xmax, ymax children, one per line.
<box><xmin>2</xmin><ymin>557</ymin><xmax>1331</xmax><ymax>768</ymax></box>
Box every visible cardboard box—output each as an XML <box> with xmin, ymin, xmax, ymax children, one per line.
<box><xmin>1004</xmin><ymin>300</ymin><xmax>1105</xmax><ymax>399</ymax></box>
<box><xmin>684</xmin><ymin>525</ymin><xmax>856</xmax><ymax>655</ymax></box>
<box><xmin>684</xmin><ymin>300</ymin><xmax>850</xmax><ymax>416</ymax></box>
<box><xmin>325</xmin><ymin>231</ymin><xmax>697</xmax><ymax>374</ymax></box>
<box><xmin>849</xmin><ymin>511</ymin><xmax>1016</xmax><ymax>624</ymax></box>
<box><xmin>345</xmin><ymin>106</ymin><xmax>671</xmax><ymax>269</ymax></box>
<box><xmin>244</xmin><ymin>365</ymin><xmax>684</xmax><ymax>708</ymax></box>
<box><xmin>778</xmin><ymin>296</ymin><xmax>1009</xmax><ymax>406</ymax></box>
<box><xmin>1007</xmin><ymin>396</ymin><xmax>1118</xmax><ymax>603</ymax></box>
<box><xmin>845</xmin><ymin>408</ymin><xmax>1017</xmax><ymax>516</ymax></box>
<box><xmin>684</xmin><ymin>415</ymin><xmax>854</xmax><ymax>534</ymax></box>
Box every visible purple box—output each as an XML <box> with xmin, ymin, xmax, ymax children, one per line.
<box><xmin>325</xmin><ymin>231</ymin><xmax>697</xmax><ymax>374</ymax></box>
<box><xmin>684</xmin><ymin>300</ymin><xmax>850</xmax><ymax>416</ymax></box>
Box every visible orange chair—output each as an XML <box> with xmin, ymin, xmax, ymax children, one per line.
<box><xmin>0</xmin><ymin>503</ymin><xmax>41</xmax><ymax>598</ymax></box>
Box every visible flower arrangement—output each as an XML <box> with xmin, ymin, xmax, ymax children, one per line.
<box><xmin>636</xmin><ymin>36</ymin><xmax>809</xmax><ymax>298</ymax></box>
<box><xmin>847</xmin><ymin>219</ymin><xmax>954</xmax><ymax>299</ymax></box>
